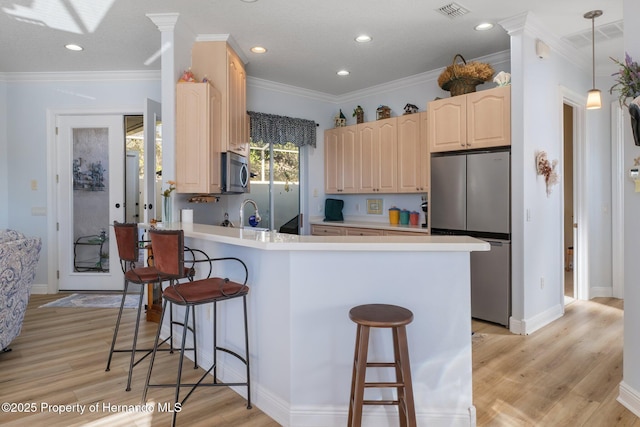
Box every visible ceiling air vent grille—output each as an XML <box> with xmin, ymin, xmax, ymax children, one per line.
<box><xmin>436</xmin><ymin>2</ymin><xmax>469</xmax><ymax>19</ymax></box>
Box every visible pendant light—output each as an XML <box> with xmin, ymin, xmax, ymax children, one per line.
<box><xmin>584</xmin><ymin>10</ymin><xmax>602</xmax><ymax>110</ymax></box>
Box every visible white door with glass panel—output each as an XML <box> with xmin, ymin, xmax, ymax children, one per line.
<box><xmin>57</xmin><ymin>115</ymin><xmax>125</xmax><ymax>291</ymax></box>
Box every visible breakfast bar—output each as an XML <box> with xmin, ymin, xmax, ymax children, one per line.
<box><xmin>144</xmin><ymin>223</ymin><xmax>489</xmax><ymax>427</ymax></box>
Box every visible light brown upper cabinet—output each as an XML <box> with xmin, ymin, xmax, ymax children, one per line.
<box><xmin>176</xmin><ymin>82</ymin><xmax>222</xmax><ymax>194</ymax></box>
<box><xmin>191</xmin><ymin>41</ymin><xmax>249</xmax><ymax>158</ymax></box>
<box><xmin>358</xmin><ymin>117</ymin><xmax>397</xmax><ymax>193</ymax></box>
<box><xmin>428</xmin><ymin>86</ymin><xmax>510</xmax><ymax>153</ymax></box>
<box><xmin>397</xmin><ymin>112</ymin><xmax>429</xmax><ymax>193</ymax></box>
<box><xmin>324</xmin><ymin>125</ymin><xmax>358</xmax><ymax>193</ymax></box>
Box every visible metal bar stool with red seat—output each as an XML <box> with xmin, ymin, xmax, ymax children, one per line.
<box><xmin>105</xmin><ymin>222</ymin><xmax>194</xmax><ymax>391</ymax></box>
<box><xmin>142</xmin><ymin>228</ymin><xmax>252</xmax><ymax>426</ymax></box>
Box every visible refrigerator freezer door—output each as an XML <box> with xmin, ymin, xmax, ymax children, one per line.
<box><xmin>431</xmin><ymin>154</ymin><xmax>466</xmax><ymax>231</ymax></box>
<box><xmin>466</xmin><ymin>151</ymin><xmax>510</xmax><ymax>234</ymax></box>
<box><xmin>471</xmin><ymin>240</ymin><xmax>511</xmax><ymax>326</ymax></box>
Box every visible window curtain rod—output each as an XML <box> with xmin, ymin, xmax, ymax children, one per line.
<box><xmin>247</xmin><ymin>111</ymin><xmax>317</xmax><ymax>148</ymax></box>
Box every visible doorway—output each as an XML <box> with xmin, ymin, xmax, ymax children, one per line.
<box><xmin>563</xmin><ymin>103</ymin><xmax>575</xmax><ymax>302</ymax></box>
<box><xmin>560</xmin><ymin>89</ymin><xmax>588</xmax><ymax>304</ymax></box>
<box><xmin>56</xmin><ymin>115</ymin><xmax>125</xmax><ymax>291</ymax></box>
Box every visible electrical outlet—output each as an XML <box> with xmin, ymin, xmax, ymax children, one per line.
<box><xmin>31</xmin><ymin>180</ymin><xmax>38</xmax><ymax>191</ymax></box>
<box><xmin>356</xmin><ymin>203</ymin><xmax>360</xmax><ymax>212</ymax></box>
<box><xmin>540</xmin><ymin>277</ymin><xmax>545</xmax><ymax>289</ymax></box>
<box><xmin>313</xmin><ymin>188</ymin><xmax>318</xmax><ymax>197</ymax></box>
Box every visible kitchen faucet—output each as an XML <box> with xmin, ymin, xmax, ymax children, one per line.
<box><xmin>239</xmin><ymin>199</ymin><xmax>261</xmax><ymax>228</ymax></box>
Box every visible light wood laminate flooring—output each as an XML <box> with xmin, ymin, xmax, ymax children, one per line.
<box><xmin>0</xmin><ymin>294</ymin><xmax>279</xmax><ymax>427</ymax></box>
<box><xmin>0</xmin><ymin>294</ymin><xmax>637</xmax><ymax>426</ymax></box>
<box><xmin>473</xmin><ymin>297</ymin><xmax>638</xmax><ymax>426</ymax></box>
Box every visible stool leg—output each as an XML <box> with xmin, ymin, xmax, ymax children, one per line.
<box><xmin>349</xmin><ymin>324</ymin><xmax>370</xmax><ymax>427</ymax></box>
<box><xmin>213</xmin><ymin>300</ymin><xmax>218</xmax><ymax>384</ymax></box>
<box><xmin>243</xmin><ymin>295</ymin><xmax>252</xmax><ymax>409</ymax></box>
<box><xmin>142</xmin><ymin>298</ymin><xmax>168</xmax><ymax>403</ymax></box>
<box><xmin>394</xmin><ymin>326</ymin><xmax>416</xmax><ymax>427</ymax></box>
<box><xmin>125</xmin><ymin>283</ymin><xmax>146</xmax><ymax>391</ymax></box>
<box><xmin>172</xmin><ymin>305</ymin><xmax>191</xmax><ymax>427</ymax></box>
<box><xmin>192</xmin><ymin>305</ymin><xmax>198</xmax><ymax>369</ymax></box>
<box><xmin>106</xmin><ymin>280</ymin><xmax>130</xmax><ymax>372</ymax></box>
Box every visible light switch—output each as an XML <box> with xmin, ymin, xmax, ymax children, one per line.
<box><xmin>31</xmin><ymin>180</ymin><xmax>38</xmax><ymax>191</ymax></box>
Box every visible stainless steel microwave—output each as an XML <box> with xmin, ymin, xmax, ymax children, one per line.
<box><xmin>221</xmin><ymin>152</ymin><xmax>249</xmax><ymax>194</ymax></box>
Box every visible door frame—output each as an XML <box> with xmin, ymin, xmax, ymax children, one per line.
<box><xmin>611</xmin><ymin>101</ymin><xmax>625</xmax><ymax>298</ymax></box>
<box><xmin>559</xmin><ymin>87</ymin><xmax>588</xmax><ymax>302</ymax></box>
<box><xmin>46</xmin><ymin>107</ymin><xmax>143</xmax><ymax>294</ymax></box>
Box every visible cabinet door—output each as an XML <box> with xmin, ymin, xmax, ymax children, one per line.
<box><xmin>428</xmin><ymin>96</ymin><xmax>466</xmax><ymax>153</ymax></box>
<box><xmin>341</xmin><ymin>125</ymin><xmax>359</xmax><ymax>193</ymax></box>
<box><xmin>324</xmin><ymin>128</ymin><xmax>341</xmax><ymax>193</ymax></box>
<box><xmin>467</xmin><ymin>86</ymin><xmax>511</xmax><ymax>149</ymax></box>
<box><xmin>311</xmin><ymin>224</ymin><xmax>345</xmax><ymax>236</ymax></box>
<box><xmin>377</xmin><ymin>118</ymin><xmax>398</xmax><ymax>193</ymax></box>
<box><xmin>176</xmin><ymin>83</ymin><xmax>222</xmax><ymax>194</ymax></box>
<box><xmin>227</xmin><ymin>47</ymin><xmax>249</xmax><ymax>157</ymax></box>
<box><xmin>345</xmin><ymin>227</ymin><xmax>384</xmax><ymax>236</ymax></box>
<box><xmin>420</xmin><ymin>112</ymin><xmax>430</xmax><ymax>191</ymax></box>
<box><xmin>358</xmin><ymin>118</ymin><xmax>397</xmax><ymax>193</ymax></box>
<box><xmin>397</xmin><ymin>113</ymin><xmax>428</xmax><ymax>193</ymax></box>
<box><xmin>358</xmin><ymin>122</ymin><xmax>376</xmax><ymax>193</ymax></box>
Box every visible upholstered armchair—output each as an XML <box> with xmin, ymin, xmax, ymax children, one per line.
<box><xmin>0</xmin><ymin>229</ymin><xmax>42</xmax><ymax>352</ymax></box>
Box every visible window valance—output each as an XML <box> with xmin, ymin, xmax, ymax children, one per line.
<box><xmin>248</xmin><ymin>111</ymin><xmax>317</xmax><ymax>148</ymax></box>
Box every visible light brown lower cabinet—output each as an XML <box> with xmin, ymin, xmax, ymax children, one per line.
<box><xmin>311</xmin><ymin>224</ymin><xmax>427</xmax><ymax>237</ymax></box>
<box><xmin>345</xmin><ymin>227</ymin><xmax>384</xmax><ymax>236</ymax></box>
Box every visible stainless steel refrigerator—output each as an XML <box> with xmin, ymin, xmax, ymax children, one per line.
<box><xmin>431</xmin><ymin>150</ymin><xmax>511</xmax><ymax>326</ymax></box>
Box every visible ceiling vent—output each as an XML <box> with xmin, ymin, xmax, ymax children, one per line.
<box><xmin>436</xmin><ymin>2</ymin><xmax>470</xmax><ymax>19</ymax></box>
<box><xmin>564</xmin><ymin>20</ymin><xmax>624</xmax><ymax>49</ymax></box>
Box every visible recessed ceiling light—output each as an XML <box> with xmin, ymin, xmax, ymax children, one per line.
<box><xmin>251</xmin><ymin>46</ymin><xmax>267</xmax><ymax>54</ymax></box>
<box><xmin>65</xmin><ymin>44</ymin><xmax>83</xmax><ymax>51</ymax></box>
<box><xmin>337</xmin><ymin>70</ymin><xmax>350</xmax><ymax>76</ymax></box>
<box><xmin>240</xmin><ymin>0</ymin><xmax>258</xmax><ymax>2</ymax></box>
<box><xmin>474</xmin><ymin>22</ymin><xmax>494</xmax><ymax>31</ymax></box>
<box><xmin>355</xmin><ymin>34</ymin><xmax>372</xmax><ymax>43</ymax></box>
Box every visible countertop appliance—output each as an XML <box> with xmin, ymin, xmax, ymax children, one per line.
<box><xmin>431</xmin><ymin>149</ymin><xmax>511</xmax><ymax>326</ymax></box>
<box><xmin>221</xmin><ymin>152</ymin><xmax>249</xmax><ymax>194</ymax></box>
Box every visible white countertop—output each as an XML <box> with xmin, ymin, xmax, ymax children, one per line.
<box><xmin>144</xmin><ymin>222</ymin><xmax>489</xmax><ymax>252</ymax></box>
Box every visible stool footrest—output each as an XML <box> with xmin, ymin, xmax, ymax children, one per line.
<box><xmin>366</xmin><ymin>362</ymin><xmax>396</xmax><ymax>368</ymax></box>
<box><xmin>365</xmin><ymin>382</ymin><xmax>404</xmax><ymax>388</ymax></box>
<box><xmin>363</xmin><ymin>400</ymin><xmax>400</xmax><ymax>406</ymax></box>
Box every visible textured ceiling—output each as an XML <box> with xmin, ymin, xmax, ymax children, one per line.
<box><xmin>0</xmin><ymin>0</ymin><xmax>623</xmax><ymax>95</ymax></box>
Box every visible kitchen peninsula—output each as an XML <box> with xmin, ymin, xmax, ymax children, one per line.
<box><xmin>143</xmin><ymin>223</ymin><xmax>489</xmax><ymax>427</ymax></box>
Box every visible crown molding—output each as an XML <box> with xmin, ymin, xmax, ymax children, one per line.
<box><xmin>247</xmin><ymin>76</ymin><xmax>336</xmax><ymax>103</ymax></box>
<box><xmin>146</xmin><ymin>13</ymin><xmax>180</xmax><ymax>32</ymax></box>
<box><xmin>0</xmin><ymin>70</ymin><xmax>161</xmax><ymax>83</ymax></box>
<box><xmin>248</xmin><ymin>50</ymin><xmax>510</xmax><ymax>104</ymax></box>
<box><xmin>195</xmin><ymin>34</ymin><xmax>248</xmax><ymax>65</ymax></box>
<box><xmin>500</xmin><ymin>11</ymin><xmax>588</xmax><ymax>72</ymax></box>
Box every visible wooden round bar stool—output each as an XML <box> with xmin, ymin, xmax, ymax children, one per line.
<box><xmin>348</xmin><ymin>304</ymin><xmax>417</xmax><ymax>427</ymax></box>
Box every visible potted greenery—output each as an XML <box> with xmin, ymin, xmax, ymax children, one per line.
<box><xmin>610</xmin><ymin>53</ymin><xmax>640</xmax><ymax>107</ymax></box>
<box><xmin>610</xmin><ymin>53</ymin><xmax>640</xmax><ymax>145</ymax></box>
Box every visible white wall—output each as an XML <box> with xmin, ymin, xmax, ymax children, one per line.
<box><xmin>621</xmin><ymin>0</ymin><xmax>640</xmax><ymax>414</ymax></box>
<box><xmin>0</xmin><ymin>80</ymin><xmax>7</xmax><ymax>228</ymax></box>
<box><xmin>3</xmin><ymin>76</ymin><xmax>160</xmax><ymax>286</ymax></box>
<box><xmin>503</xmin><ymin>12</ymin><xmax>614</xmax><ymax>334</ymax></box>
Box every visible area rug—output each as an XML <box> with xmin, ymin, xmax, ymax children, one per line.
<box><xmin>39</xmin><ymin>293</ymin><xmax>138</xmax><ymax>309</ymax></box>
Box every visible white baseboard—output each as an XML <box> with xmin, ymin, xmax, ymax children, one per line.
<box><xmin>618</xmin><ymin>381</ymin><xmax>640</xmax><ymax>418</ymax></box>
<box><xmin>590</xmin><ymin>286</ymin><xmax>614</xmax><ymax>299</ymax></box>
<box><xmin>509</xmin><ymin>303</ymin><xmax>564</xmax><ymax>335</ymax></box>
<box><xmin>30</xmin><ymin>283</ymin><xmax>49</xmax><ymax>294</ymax></box>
